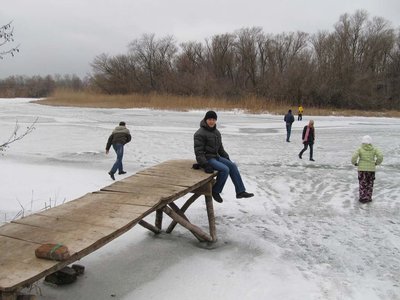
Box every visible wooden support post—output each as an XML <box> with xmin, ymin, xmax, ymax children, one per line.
<box><xmin>167</xmin><ymin>201</ymin><xmax>203</xmax><ymax>241</ymax></box>
<box><xmin>0</xmin><ymin>291</ymin><xmax>17</xmax><ymax>300</ymax></box>
<box><xmin>192</xmin><ymin>180</ymin><xmax>213</xmax><ymax>196</ymax></box>
<box><xmin>163</xmin><ymin>207</ymin><xmax>212</xmax><ymax>242</ymax></box>
<box><xmin>155</xmin><ymin>209</ymin><xmax>163</xmax><ymax>230</ymax></box>
<box><xmin>205</xmin><ymin>195</ymin><xmax>217</xmax><ymax>242</ymax></box>
<box><xmin>16</xmin><ymin>296</ymin><xmax>36</xmax><ymax>300</ymax></box>
<box><xmin>166</xmin><ymin>193</ymin><xmax>200</xmax><ymax>233</ymax></box>
<box><xmin>139</xmin><ymin>220</ymin><xmax>161</xmax><ymax>234</ymax></box>
<box><xmin>168</xmin><ymin>202</ymin><xmax>190</xmax><ymax>221</ymax></box>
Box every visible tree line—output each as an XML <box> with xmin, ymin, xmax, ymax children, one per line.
<box><xmin>90</xmin><ymin>10</ymin><xmax>400</xmax><ymax>110</ymax></box>
<box><xmin>1</xmin><ymin>10</ymin><xmax>399</xmax><ymax>110</ymax></box>
<box><xmin>0</xmin><ymin>74</ymin><xmax>85</xmax><ymax>98</ymax></box>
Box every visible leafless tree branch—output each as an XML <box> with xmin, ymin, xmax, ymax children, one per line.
<box><xmin>0</xmin><ymin>117</ymin><xmax>38</xmax><ymax>151</ymax></box>
<box><xmin>0</xmin><ymin>21</ymin><xmax>20</xmax><ymax>59</ymax></box>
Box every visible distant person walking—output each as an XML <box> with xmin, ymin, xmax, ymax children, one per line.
<box><xmin>106</xmin><ymin>121</ymin><xmax>131</xmax><ymax>180</ymax></box>
<box><xmin>298</xmin><ymin>105</ymin><xmax>303</xmax><ymax>121</ymax></box>
<box><xmin>298</xmin><ymin>120</ymin><xmax>315</xmax><ymax>161</ymax></box>
<box><xmin>194</xmin><ymin>110</ymin><xmax>254</xmax><ymax>203</ymax></box>
<box><xmin>284</xmin><ymin>109</ymin><xmax>295</xmax><ymax>142</ymax></box>
<box><xmin>351</xmin><ymin>135</ymin><xmax>383</xmax><ymax>203</ymax></box>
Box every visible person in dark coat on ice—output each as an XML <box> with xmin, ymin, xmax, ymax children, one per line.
<box><xmin>106</xmin><ymin>121</ymin><xmax>131</xmax><ymax>180</ymax></box>
<box><xmin>284</xmin><ymin>109</ymin><xmax>295</xmax><ymax>142</ymax></box>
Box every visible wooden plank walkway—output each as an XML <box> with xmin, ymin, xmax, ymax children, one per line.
<box><xmin>0</xmin><ymin>159</ymin><xmax>216</xmax><ymax>299</ymax></box>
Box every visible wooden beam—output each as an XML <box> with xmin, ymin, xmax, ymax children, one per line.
<box><xmin>205</xmin><ymin>195</ymin><xmax>217</xmax><ymax>242</ymax></box>
<box><xmin>162</xmin><ymin>207</ymin><xmax>212</xmax><ymax>242</ymax></box>
<box><xmin>0</xmin><ymin>291</ymin><xmax>17</xmax><ymax>300</ymax></box>
<box><xmin>168</xmin><ymin>202</ymin><xmax>189</xmax><ymax>221</ymax></box>
<box><xmin>191</xmin><ymin>181</ymin><xmax>213</xmax><ymax>196</ymax></box>
<box><xmin>138</xmin><ymin>220</ymin><xmax>161</xmax><ymax>234</ymax></box>
<box><xmin>155</xmin><ymin>209</ymin><xmax>163</xmax><ymax>230</ymax></box>
<box><xmin>166</xmin><ymin>193</ymin><xmax>200</xmax><ymax>233</ymax></box>
<box><xmin>167</xmin><ymin>201</ymin><xmax>204</xmax><ymax>241</ymax></box>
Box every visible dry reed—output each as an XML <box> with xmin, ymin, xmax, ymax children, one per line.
<box><xmin>32</xmin><ymin>89</ymin><xmax>400</xmax><ymax>118</ymax></box>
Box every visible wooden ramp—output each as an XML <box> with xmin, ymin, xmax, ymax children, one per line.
<box><xmin>0</xmin><ymin>159</ymin><xmax>216</xmax><ymax>299</ymax></box>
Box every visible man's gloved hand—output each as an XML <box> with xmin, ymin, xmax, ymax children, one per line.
<box><xmin>203</xmin><ymin>163</ymin><xmax>214</xmax><ymax>173</ymax></box>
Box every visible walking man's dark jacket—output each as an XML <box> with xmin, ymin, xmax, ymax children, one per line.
<box><xmin>284</xmin><ymin>111</ymin><xmax>295</xmax><ymax>124</ymax></box>
<box><xmin>106</xmin><ymin>125</ymin><xmax>131</xmax><ymax>151</ymax></box>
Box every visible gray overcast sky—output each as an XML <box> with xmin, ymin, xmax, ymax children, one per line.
<box><xmin>1</xmin><ymin>0</ymin><xmax>399</xmax><ymax>79</ymax></box>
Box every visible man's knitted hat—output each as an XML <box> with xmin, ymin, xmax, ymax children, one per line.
<box><xmin>204</xmin><ymin>110</ymin><xmax>217</xmax><ymax>120</ymax></box>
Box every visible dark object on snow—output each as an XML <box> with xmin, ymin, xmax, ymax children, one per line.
<box><xmin>44</xmin><ymin>266</ymin><xmax>77</xmax><ymax>285</ymax></box>
<box><xmin>71</xmin><ymin>264</ymin><xmax>85</xmax><ymax>275</ymax></box>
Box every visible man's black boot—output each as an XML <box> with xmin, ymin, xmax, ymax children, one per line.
<box><xmin>108</xmin><ymin>172</ymin><xmax>115</xmax><ymax>180</ymax></box>
<box><xmin>236</xmin><ymin>191</ymin><xmax>254</xmax><ymax>199</ymax></box>
<box><xmin>212</xmin><ymin>192</ymin><xmax>223</xmax><ymax>203</ymax></box>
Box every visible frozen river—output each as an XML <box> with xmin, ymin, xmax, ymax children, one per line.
<box><xmin>1</xmin><ymin>98</ymin><xmax>400</xmax><ymax>299</ymax></box>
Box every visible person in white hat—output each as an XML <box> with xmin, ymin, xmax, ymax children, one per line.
<box><xmin>351</xmin><ymin>135</ymin><xmax>383</xmax><ymax>203</ymax></box>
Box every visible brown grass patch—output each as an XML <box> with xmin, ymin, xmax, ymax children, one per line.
<box><xmin>33</xmin><ymin>89</ymin><xmax>400</xmax><ymax>118</ymax></box>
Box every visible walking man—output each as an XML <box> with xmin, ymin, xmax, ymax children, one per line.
<box><xmin>106</xmin><ymin>121</ymin><xmax>131</xmax><ymax>180</ymax></box>
<box><xmin>284</xmin><ymin>109</ymin><xmax>295</xmax><ymax>142</ymax></box>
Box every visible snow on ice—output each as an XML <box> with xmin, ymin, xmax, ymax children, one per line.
<box><xmin>1</xmin><ymin>98</ymin><xmax>399</xmax><ymax>300</ymax></box>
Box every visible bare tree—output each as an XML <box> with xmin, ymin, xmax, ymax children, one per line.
<box><xmin>0</xmin><ymin>118</ymin><xmax>38</xmax><ymax>152</ymax></box>
<box><xmin>129</xmin><ymin>33</ymin><xmax>177</xmax><ymax>92</ymax></box>
<box><xmin>90</xmin><ymin>53</ymin><xmax>139</xmax><ymax>94</ymax></box>
<box><xmin>234</xmin><ymin>27</ymin><xmax>263</xmax><ymax>89</ymax></box>
<box><xmin>0</xmin><ymin>21</ymin><xmax>19</xmax><ymax>59</ymax></box>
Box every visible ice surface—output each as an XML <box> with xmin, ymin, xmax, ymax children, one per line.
<box><xmin>1</xmin><ymin>98</ymin><xmax>399</xmax><ymax>300</ymax></box>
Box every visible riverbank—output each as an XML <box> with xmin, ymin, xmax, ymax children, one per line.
<box><xmin>29</xmin><ymin>89</ymin><xmax>400</xmax><ymax>118</ymax></box>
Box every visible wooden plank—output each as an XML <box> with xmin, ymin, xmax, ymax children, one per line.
<box><xmin>136</xmin><ymin>165</ymin><xmax>209</xmax><ymax>179</ymax></box>
<box><xmin>135</xmin><ymin>160</ymin><xmax>214</xmax><ymax>179</ymax></box>
<box><xmin>93</xmin><ymin>191</ymin><xmax>164</xmax><ymax>207</ymax></box>
<box><xmin>0</xmin><ymin>159</ymin><xmax>218</xmax><ymax>294</ymax></box>
<box><xmin>139</xmin><ymin>160</ymin><xmax>195</xmax><ymax>171</ymax></box>
<box><xmin>124</xmin><ymin>173</ymin><xmax>212</xmax><ymax>188</ymax></box>
<box><xmin>136</xmin><ymin>169</ymin><xmax>208</xmax><ymax>179</ymax></box>
<box><xmin>0</xmin><ymin>236</ymin><xmax>56</xmax><ymax>290</ymax></box>
<box><xmin>36</xmin><ymin>207</ymin><xmax>143</xmax><ymax>229</ymax></box>
<box><xmin>11</xmin><ymin>214</ymin><xmax>115</xmax><ymax>234</ymax></box>
<box><xmin>101</xmin><ymin>181</ymin><xmax>184</xmax><ymax>195</ymax></box>
<box><xmin>35</xmin><ymin>195</ymin><xmax>150</xmax><ymax>217</ymax></box>
<box><xmin>102</xmin><ymin>176</ymin><xmax>188</xmax><ymax>194</ymax></box>
<box><xmin>0</xmin><ymin>221</ymin><xmax>114</xmax><ymax>254</ymax></box>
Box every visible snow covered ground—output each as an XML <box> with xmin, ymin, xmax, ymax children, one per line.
<box><xmin>1</xmin><ymin>98</ymin><xmax>400</xmax><ymax>300</ymax></box>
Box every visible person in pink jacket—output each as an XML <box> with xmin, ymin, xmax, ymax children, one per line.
<box><xmin>298</xmin><ymin>120</ymin><xmax>315</xmax><ymax>161</ymax></box>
